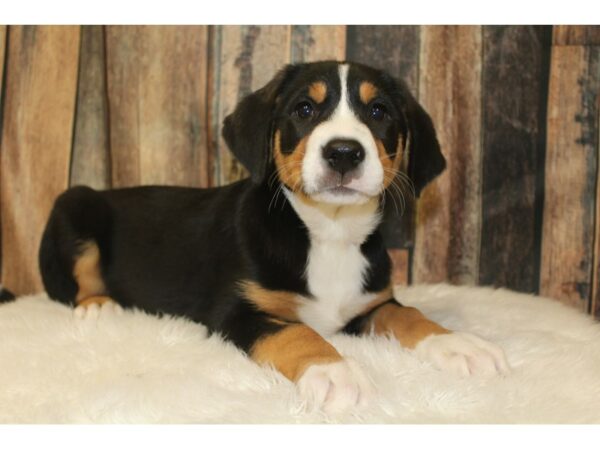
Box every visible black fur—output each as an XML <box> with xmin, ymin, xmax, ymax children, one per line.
<box><xmin>39</xmin><ymin>61</ymin><xmax>445</xmax><ymax>354</ymax></box>
<box><xmin>341</xmin><ymin>299</ymin><xmax>399</xmax><ymax>336</ymax></box>
<box><xmin>0</xmin><ymin>287</ymin><xmax>16</xmax><ymax>303</ymax></box>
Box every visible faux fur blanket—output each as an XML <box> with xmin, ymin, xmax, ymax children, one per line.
<box><xmin>1</xmin><ymin>284</ymin><xmax>599</xmax><ymax>423</ymax></box>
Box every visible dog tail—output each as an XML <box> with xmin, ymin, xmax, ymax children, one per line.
<box><xmin>0</xmin><ymin>284</ymin><xmax>16</xmax><ymax>303</ymax></box>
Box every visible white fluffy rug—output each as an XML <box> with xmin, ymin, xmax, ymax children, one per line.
<box><xmin>1</xmin><ymin>284</ymin><xmax>600</xmax><ymax>424</ymax></box>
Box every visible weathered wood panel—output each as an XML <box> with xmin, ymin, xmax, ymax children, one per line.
<box><xmin>388</xmin><ymin>249</ymin><xmax>409</xmax><ymax>286</ymax></box>
<box><xmin>346</xmin><ymin>25</ymin><xmax>420</xmax><ymax>284</ymax></box>
<box><xmin>0</xmin><ymin>25</ymin><xmax>6</xmax><ymax>103</ymax></box>
<box><xmin>105</xmin><ymin>26</ymin><xmax>209</xmax><ymax>188</ymax></box>
<box><xmin>591</xmin><ymin>49</ymin><xmax>600</xmax><ymax>320</ymax></box>
<box><xmin>553</xmin><ymin>26</ymin><xmax>600</xmax><ymax>46</ymax></box>
<box><xmin>210</xmin><ymin>26</ymin><xmax>291</xmax><ymax>185</ymax></box>
<box><xmin>0</xmin><ymin>26</ymin><xmax>80</xmax><ymax>295</ymax></box>
<box><xmin>0</xmin><ymin>25</ymin><xmax>7</xmax><ymax>277</ymax></box>
<box><xmin>291</xmin><ymin>26</ymin><xmax>346</xmax><ymax>63</ymax></box>
<box><xmin>479</xmin><ymin>26</ymin><xmax>552</xmax><ymax>293</ymax></box>
<box><xmin>70</xmin><ymin>25</ymin><xmax>110</xmax><ymax>190</ymax></box>
<box><xmin>346</xmin><ymin>26</ymin><xmax>420</xmax><ymax>93</ymax></box>
<box><xmin>413</xmin><ymin>26</ymin><xmax>482</xmax><ymax>285</ymax></box>
<box><xmin>541</xmin><ymin>46</ymin><xmax>599</xmax><ymax>312</ymax></box>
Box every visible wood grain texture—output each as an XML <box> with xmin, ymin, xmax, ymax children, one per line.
<box><xmin>346</xmin><ymin>26</ymin><xmax>420</xmax><ymax>93</ymax></box>
<box><xmin>553</xmin><ymin>26</ymin><xmax>600</xmax><ymax>45</ymax></box>
<box><xmin>479</xmin><ymin>26</ymin><xmax>552</xmax><ymax>293</ymax></box>
<box><xmin>0</xmin><ymin>26</ymin><xmax>80</xmax><ymax>295</ymax></box>
<box><xmin>210</xmin><ymin>26</ymin><xmax>291</xmax><ymax>185</ymax></box>
<box><xmin>388</xmin><ymin>249</ymin><xmax>409</xmax><ymax>286</ymax></box>
<box><xmin>346</xmin><ymin>25</ymin><xmax>420</xmax><ymax>252</ymax></box>
<box><xmin>70</xmin><ymin>26</ymin><xmax>110</xmax><ymax>190</ymax></box>
<box><xmin>413</xmin><ymin>26</ymin><xmax>482</xmax><ymax>285</ymax></box>
<box><xmin>0</xmin><ymin>25</ymin><xmax>6</xmax><ymax>277</ymax></box>
<box><xmin>0</xmin><ymin>25</ymin><xmax>6</xmax><ymax>104</ymax></box>
<box><xmin>541</xmin><ymin>46</ymin><xmax>599</xmax><ymax>312</ymax></box>
<box><xmin>105</xmin><ymin>26</ymin><xmax>209</xmax><ymax>188</ymax></box>
<box><xmin>591</xmin><ymin>50</ymin><xmax>600</xmax><ymax>319</ymax></box>
<box><xmin>290</xmin><ymin>26</ymin><xmax>346</xmax><ymax>63</ymax></box>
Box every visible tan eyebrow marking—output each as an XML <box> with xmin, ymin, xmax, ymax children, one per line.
<box><xmin>359</xmin><ymin>81</ymin><xmax>378</xmax><ymax>104</ymax></box>
<box><xmin>307</xmin><ymin>81</ymin><xmax>327</xmax><ymax>104</ymax></box>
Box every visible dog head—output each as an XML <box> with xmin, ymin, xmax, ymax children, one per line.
<box><xmin>223</xmin><ymin>61</ymin><xmax>445</xmax><ymax>205</ymax></box>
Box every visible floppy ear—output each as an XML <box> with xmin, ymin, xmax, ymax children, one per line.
<box><xmin>401</xmin><ymin>87</ymin><xmax>446</xmax><ymax>197</ymax></box>
<box><xmin>222</xmin><ymin>65</ymin><xmax>297</xmax><ymax>183</ymax></box>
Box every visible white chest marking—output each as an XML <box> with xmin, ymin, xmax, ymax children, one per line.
<box><xmin>284</xmin><ymin>190</ymin><xmax>381</xmax><ymax>336</ymax></box>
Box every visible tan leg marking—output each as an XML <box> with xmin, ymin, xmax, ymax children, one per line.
<box><xmin>73</xmin><ymin>241</ymin><xmax>106</xmax><ymax>303</ymax></box>
<box><xmin>308</xmin><ymin>81</ymin><xmax>327</xmax><ymax>104</ymax></box>
<box><xmin>251</xmin><ymin>324</ymin><xmax>342</xmax><ymax>382</ymax></box>
<box><xmin>359</xmin><ymin>81</ymin><xmax>378</xmax><ymax>104</ymax></box>
<box><xmin>273</xmin><ymin>130</ymin><xmax>307</xmax><ymax>191</ymax></box>
<box><xmin>239</xmin><ymin>280</ymin><xmax>301</xmax><ymax>322</ymax></box>
<box><xmin>368</xmin><ymin>303</ymin><xmax>450</xmax><ymax>349</ymax></box>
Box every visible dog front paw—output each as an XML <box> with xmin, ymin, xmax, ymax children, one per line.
<box><xmin>414</xmin><ymin>331</ymin><xmax>510</xmax><ymax>377</ymax></box>
<box><xmin>296</xmin><ymin>358</ymin><xmax>374</xmax><ymax>414</ymax></box>
<box><xmin>74</xmin><ymin>296</ymin><xmax>123</xmax><ymax>319</ymax></box>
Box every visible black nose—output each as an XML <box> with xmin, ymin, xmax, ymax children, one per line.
<box><xmin>322</xmin><ymin>139</ymin><xmax>365</xmax><ymax>175</ymax></box>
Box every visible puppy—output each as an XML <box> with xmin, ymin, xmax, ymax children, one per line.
<box><xmin>39</xmin><ymin>61</ymin><xmax>508</xmax><ymax>413</ymax></box>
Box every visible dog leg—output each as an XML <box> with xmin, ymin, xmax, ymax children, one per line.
<box><xmin>250</xmin><ymin>323</ymin><xmax>373</xmax><ymax>413</ymax></box>
<box><xmin>357</xmin><ymin>300</ymin><xmax>509</xmax><ymax>376</ymax></box>
<box><xmin>72</xmin><ymin>241</ymin><xmax>122</xmax><ymax>319</ymax></box>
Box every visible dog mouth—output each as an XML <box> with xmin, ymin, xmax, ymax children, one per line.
<box><xmin>323</xmin><ymin>186</ymin><xmax>360</xmax><ymax>196</ymax></box>
<box><xmin>307</xmin><ymin>182</ymin><xmax>375</xmax><ymax>205</ymax></box>
<box><xmin>301</xmin><ymin>169</ymin><xmax>383</xmax><ymax>204</ymax></box>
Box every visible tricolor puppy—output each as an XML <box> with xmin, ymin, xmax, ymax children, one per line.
<box><xmin>39</xmin><ymin>61</ymin><xmax>508</xmax><ymax>413</ymax></box>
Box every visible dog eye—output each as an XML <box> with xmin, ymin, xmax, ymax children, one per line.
<box><xmin>370</xmin><ymin>103</ymin><xmax>387</xmax><ymax>121</ymax></box>
<box><xmin>294</xmin><ymin>101</ymin><xmax>314</xmax><ymax>119</ymax></box>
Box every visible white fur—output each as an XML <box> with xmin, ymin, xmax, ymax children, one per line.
<box><xmin>285</xmin><ymin>190</ymin><xmax>381</xmax><ymax>336</ymax></box>
<box><xmin>302</xmin><ymin>64</ymin><xmax>383</xmax><ymax>204</ymax></box>
<box><xmin>415</xmin><ymin>332</ymin><xmax>510</xmax><ymax>377</ymax></box>
<box><xmin>74</xmin><ymin>300</ymin><xmax>124</xmax><ymax>320</ymax></box>
<box><xmin>2</xmin><ymin>284</ymin><xmax>600</xmax><ymax>422</ymax></box>
<box><xmin>297</xmin><ymin>359</ymin><xmax>374</xmax><ymax>414</ymax></box>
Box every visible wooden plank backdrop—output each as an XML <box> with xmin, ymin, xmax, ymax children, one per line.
<box><xmin>1</xmin><ymin>26</ymin><xmax>80</xmax><ymax>294</ymax></box>
<box><xmin>0</xmin><ymin>25</ymin><xmax>599</xmax><ymax>320</ymax></box>
<box><xmin>413</xmin><ymin>26</ymin><xmax>482</xmax><ymax>285</ymax></box>
<box><xmin>0</xmin><ymin>25</ymin><xmax>6</xmax><ymax>276</ymax></box>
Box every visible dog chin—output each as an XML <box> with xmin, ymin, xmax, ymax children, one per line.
<box><xmin>309</xmin><ymin>187</ymin><xmax>373</xmax><ymax>205</ymax></box>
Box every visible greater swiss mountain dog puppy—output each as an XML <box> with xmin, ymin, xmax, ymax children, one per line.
<box><xmin>39</xmin><ymin>61</ymin><xmax>508</xmax><ymax>413</ymax></box>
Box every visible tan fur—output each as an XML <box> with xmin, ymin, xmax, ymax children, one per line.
<box><xmin>308</xmin><ymin>81</ymin><xmax>327</xmax><ymax>104</ymax></box>
<box><xmin>73</xmin><ymin>241</ymin><xmax>106</xmax><ymax>303</ymax></box>
<box><xmin>250</xmin><ymin>324</ymin><xmax>342</xmax><ymax>381</ymax></box>
<box><xmin>360</xmin><ymin>284</ymin><xmax>394</xmax><ymax>315</ymax></box>
<box><xmin>359</xmin><ymin>81</ymin><xmax>378</xmax><ymax>104</ymax></box>
<box><xmin>273</xmin><ymin>130</ymin><xmax>307</xmax><ymax>191</ymax></box>
<box><xmin>377</xmin><ymin>139</ymin><xmax>404</xmax><ymax>188</ymax></box>
<box><xmin>368</xmin><ymin>303</ymin><xmax>449</xmax><ymax>349</ymax></box>
<box><xmin>77</xmin><ymin>295</ymin><xmax>113</xmax><ymax>308</ymax></box>
<box><xmin>239</xmin><ymin>280</ymin><xmax>300</xmax><ymax>322</ymax></box>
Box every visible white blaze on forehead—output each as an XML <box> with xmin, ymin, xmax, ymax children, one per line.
<box><xmin>301</xmin><ymin>64</ymin><xmax>383</xmax><ymax>202</ymax></box>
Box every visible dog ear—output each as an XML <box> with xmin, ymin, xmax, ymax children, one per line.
<box><xmin>398</xmin><ymin>83</ymin><xmax>446</xmax><ymax>197</ymax></box>
<box><xmin>222</xmin><ymin>65</ymin><xmax>297</xmax><ymax>183</ymax></box>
